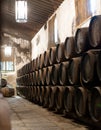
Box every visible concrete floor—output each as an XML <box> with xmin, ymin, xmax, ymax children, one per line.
<box><xmin>6</xmin><ymin>96</ymin><xmax>91</xmax><ymax>130</ymax></box>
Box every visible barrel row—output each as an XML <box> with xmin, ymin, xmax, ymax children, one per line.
<box><xmin>16</xmin><ymin>85</ymin><xmax>101</xmax><ymax>123</ymax></box>
<box><xmin>16</xmin><ymin>15</ymin><xmax>101</xmax><ymax>125</ymax></box>
<box><xmin>17</xmin><ymin>49</ymin><xmax>101</xmax><ymax>89</ymax></box>
<box><xmin>17</xmin><ymin>38</ymin><xmax>76</xmax><ymax>77</ymax></box>
<box><xmin>17</xmin><ymin>15</ymin><xmax>101</xmax><ymax>77</ymax></box>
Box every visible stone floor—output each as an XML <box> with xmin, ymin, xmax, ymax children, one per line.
<box><xmin>6</xmin><ymin>96</ymin><xmax>93</xmax><ymax>130</ymax></box>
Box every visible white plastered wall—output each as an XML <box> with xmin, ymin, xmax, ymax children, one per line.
<box><xmin>31</xmin><ymin>0</ymin><xmax>101</xmax><ymax>60</ymax></box>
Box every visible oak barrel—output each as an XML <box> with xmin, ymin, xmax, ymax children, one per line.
<box><xmin>88</xmin><ymin>87</ymin><xmax>101</xmax><ymax>122</ymax></box>
<box><xmin>74</xmin><ymin>87</ymin><xmax>88</xmax><ymax>117</ymax></box>
<box><xmin>51</xmin><ymin>64</ymin><xmax>60</xmax><ymax>85</ymax></box>
<box><xmin>64</xmin><ymin>86</ymin><xmax>75</xmax><ymax>113</ymax></box>
<box><xmin>64</xmin><ymin>37</ymin><xmax>76</xmax><ymax>59</ymax></box>
<box><xmin>68</xmin><ymin>57</ymin><xmax>81</xmax><ymax>85</ymax></box>
<box><xmin>75</xmin><ymin>27</ymin><xmax>90</xmax><ymax>54</ymax></box>
<box><xmin>59</xmin><ymin>61</ymin><xmax>69</xmax><ymax>85</ymax></box>
<box><xmin>89</xmin><ymin>15</ymin><xmax>101</xmax><ymax>48</ymax></box>
<box><xmin>80</xmin><ymin>50</ymin><xmax>100</xmax><ymax>88</ymax></box>
<box><xmin>49</xmin><ymin>46</ymin><xmax>57</xmax><ymax>65</ymax></box>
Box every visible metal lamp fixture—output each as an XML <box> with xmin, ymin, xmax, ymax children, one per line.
<box><xmin>15</xmin><ymin>0</ymin><xmax>27</xmax><ymax>23</ymax></box>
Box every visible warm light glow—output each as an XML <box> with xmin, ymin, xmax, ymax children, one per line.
<box><xmin>15</xmin><ymin>0</ymin><xmax>27</xmax><ymax>23</ymax></box>
<box><xmin>5</xmin><ymin>46</ymin><xmax>12</xmax><ymax>56</ymax></box>
<box><xmin>90</xmin><ymin>0</ymin><xmax>96</xmax><ymax>15</ymax></box>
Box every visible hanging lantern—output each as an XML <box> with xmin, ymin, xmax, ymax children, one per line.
<box><xmin>4</xmin><ymin>46</ymin><xmax>12</xmax><ymax>57</ymax></box>
<box><xmin>15</xmin><ymin>0</ymin><xmax>27</xmax><ymax>23</ymax></box>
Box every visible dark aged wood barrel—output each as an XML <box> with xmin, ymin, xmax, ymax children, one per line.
<box><xmin>32</xmin><ymin>72</ymin><xmax>36</xmax><ymax>86</ymax></box>
<box><xmin>39</xmin><ymin>53</ymin><xmax>44</xmax><ymax>69</ymax></box>
<box><xmin>44</xmin><ymin>50</ymin><xmax>50</xmax><ymax>67</ymax></box>
<box><xmin>37</xmin><ymin>70</ymin><xmax>41</xmax><ymax>86</ymax></box>
<box><xmin>68</xmin><ymin>57</ymin><xmax>81</xmax><ymax>85</ymax></box>
<box><xmin>0</xmin><ymin>79</ymin><xmax>7</xmax><ymax>88</ymax></box>
<box><xmin>35</xmin><ymin>86</ymin><xmax>41</xmax><ymax>103</ymax></box>
<box><xmin>40</xmin><ymin>86</ymin><xmax>45</xmax><ymax>106</ymax></box>
<box><xmin>1</xmin><ymin>87</ymin><xmax>15</xmax><ymax>97</ymax></box>
<box><xmin>59</xmin><ymin>61</ymin><xmax>69</xmax><ymax>85</ymax></box>
<box><xmin>32</xmin><ymin>59</ymin><xmax>36</xmax><ymax>72</ymax></box>
<box><xmin>32</xmin><ymin>86</ymin><xmax>37</xmax><ymax>103</ymax></box>
<box><xmin>41</xmin><ymin>68</ymin><xmax>47</xmax><ymax>85</ymax></box>
<box><xmin>46</xmin><ymin>66</ymin><xmax>53</xmax><ymax>85</ymax></box>
<box><xmin>29</xmin><ymin>86</ymin><xmax>33</xmax><ymax>101</ymax></box>
<box><xmin>51</xmin><ymin>64</ymin><xmax>60</xmax><ymax>85</ymax></box>
<box><xmin>28</xmin><ymin>86</ymin><xmax>33</xmax><ymax>101</ymax></box>
<box><xmin>75</xmin><ymin>27</ymin><xmax>90</xmax><ymax>54</ymax></box>
<box><xmin>56</xmin><ymin>43</ymin><xmax>65</xmax><ymax>63</ymax></box>
<box><xmin>74</xmin><ymin>87</ymin><xmax>88</xmax><ymax>117</ymax></box>
<box><xmin>89</xmin><ymin>15</ymin><xmax>101</xmax><ymax>48</ymax></box>
<box><xmin>29</xmin><ymin>73</ymin><xmax>33</xmax><ymax>86</ymax></box>
<box><xmin>35</xmin><ymin>56</ymin><xmax>40</xmax><ymax>70</ymax></box>
<box><xmin>96</xmin><ymin>50</ymin><xmax>101</xmax><ymax>82</ymax></box>
<box><xmin>43</xmin><ymin>86</ymin><xmax>50</xmax><ymax>108</ymax></box>
<box><xmin>49</xmin><ymin>46</ymin><xmax>57</xmax><ymax>65</ymax></box>
<box><xmin>64</xmin><ymin>37</ymin><xmax>76</xmax><ymax>59</ymax></box>
<box><xmin>28</xmin><ymin>86</ymin><xmax>32</xmax><ymax>100</ymax></box>
<box><xmin>64</xmin><ymin>86</ymin><xmax>75</xmax><ymax>113</ymax></box>
<box><xmin>80</xmin><ymin>50</ymin><xmax>100</xmax><ymax>88</ymax></box>
<box><xmin>39</xmin><ymin>69</ymin><xmax>43</xmax><ymax>85</ymax></box>
<box><xmin>25</xmin><ymin>86</ymin><xmax>30</xmax><ymax>100</ymax></box>
<box><xmin>88</xmin><ymin>87</ymin><xmax>101</xmax><ymax>122</ymax></box>
<box><xmin>55</xmin><ymin>86</ymin><xmax>65</xmax><ymax>112</ymax></box>
<box><xmin>34</xmin><ymin>71</ymin><xmax>38</xmax><ymax>86</ymax></box>
<box><xmin>48</xmin><ymin>86</ymin><xmax>57</xmax><ymax>110</ymax></box>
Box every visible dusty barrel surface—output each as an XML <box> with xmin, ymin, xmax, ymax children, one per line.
<box><xmin>41</xmin><ymin>68</ymin><xmax>47</xmax><ymax>85</ymax></box>
<box><xmin>0</xmin><ymin>79</ymin><xmax>7</xmax><ymax>88</ymax></box>
<box><xmin>88</xmin><ymin>87</ymin><xmax>101</xmax><ymax>122</ymax></box>
<box><xmin>74</xmin><ymin>87</ymin><xmax>88</xmax><ymax>117</ymax></box>
<box><xmin>96</xmin><ymin>50</ymin><xmax>101</xmax><ymax>82</ymax></box>
<box><xmin>32</xmin><ymin>86</ymin><xmax>37</xmax><ymax>102</ymax></box>
<box><xmin>64</xmin><ymin>37</ymin><xmax>76</xmax><ymax>59</ymax></box>
<box><xmin>49</xmin><ymin>46</ymin><xmax>57</xmax><ymax>65</ymax></box>
<box><xmin>68</xmin><ymin>57</ymin><xmax>81</xmax><ymax>85</ymax></box>
<box><xmin>59</xmin><ymin>61</ymin><xmax>70</xmax><ymax>85</ymax></box>
<box><xmin>32</xmin><ymin>72</ymin><xmax>37</xmax><ymax>86</ymax></box>
<box><xmin>46</xmin><ymin>66</ymin><xmax>53</xmax><ymax>85</ymax></box>
<box><xmin>43</xmin><ymin>86</ymin><xmax>50</xmax><ymax>108</ymax></box>
<box><xmin>51</xmin><ymin>64</ymin><xmax>60</xmax><ymax>85</ymax></box>
<box><xmin>34</xmin><ymin>71</ymin><xmax>38</xmax><ymax>86</ymax></box>
<box><xmin>75</xmin><ymin>27</ymin><xmax>90</xmax><ymax>54</ymax></box>
<box><xmin>56</xmin><ymin>43</ymin><xmax>65</xmax><ymax>63</ymax></box>
<box><xmin>40</xmin><ymin>86</ymin><xmax>45</xmax><ymax>105</ymax></box>
<box><xmin>35</xmin><ymin>86</ymin><xmax>41</xmax><ymax>103</ymax></box>
<box><xmin>0</xmin><ymin>87</ymin><xmax>15</xmax><ymax>97</ymax></box>
<box><xmin>89</xmin><ymin>15</ymin><xmax>101</xmax><ymax>48</ymax></box>
<box><xmin>64</xmin><ymin>86</ymin><xmax>75</xmax><ymax>113</ymax></box>
<box><xmin>35</xmin><ymin>56</ymin><xmax>40</xmax><ymax>70</ymax></box>
<box><xmin>44</xmin><ymin>50</ymin><xmax>50</xmax><ymax>67</ymax></box>
<box><xmin>32</xmin><ymin>59</ymin><xmax>36</xmax><ymax>72</ymax></box>
<box><xmin>49</xmin><ymin>86</ymin><xmax>57</xmax><ymax>110</ymax></box>
<box><xmin>80</xmin><ymin>50</ymin><xmax>100</xmax><ymax>88</ymax></box>
<box><xmin>39</xmin><ymin>53</ymin><xmax>44</xmax><ymax>69</ymax></box>
<box><xmin>55</xmin><ymin>86</ymin><xmax>65</xmax><ymax>112</ymax></box>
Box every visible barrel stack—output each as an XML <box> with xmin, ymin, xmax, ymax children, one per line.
<box><xmin>16</xmin><ymin>15</ymin><xmax>101</xmax><ymax>127</ymax></box>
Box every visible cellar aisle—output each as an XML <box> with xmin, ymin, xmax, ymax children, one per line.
<box><xmin>6</xmin><ymin>96</ymin><xmax>89</xmax><ymax>130</ymax></box>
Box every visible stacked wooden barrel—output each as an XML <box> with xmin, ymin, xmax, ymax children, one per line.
<box><xmin>16</xmin><ymin>15</ymin><xmax>101</xmax><ymax>127</ymax></box>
